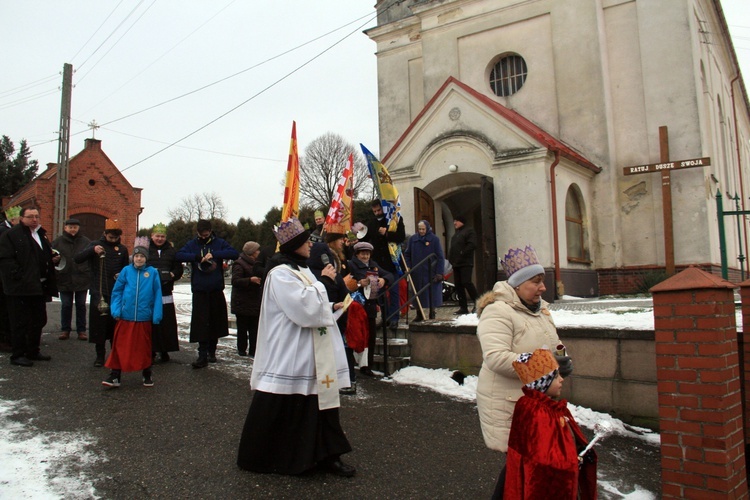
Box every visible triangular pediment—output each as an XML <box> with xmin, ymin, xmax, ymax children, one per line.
<box><xmin>383</xmin><ymin>77</ymin><xmax>598</xmax><ymax>174</ymax></box>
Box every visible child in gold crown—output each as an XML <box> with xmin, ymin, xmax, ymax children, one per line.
<box><xmin>503</xmin><ymin>348</ymin><xmax>597</xmax><ymax>499</ymax></box>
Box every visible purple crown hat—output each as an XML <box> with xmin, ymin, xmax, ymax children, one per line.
<box><xmin>501</xmin><ymin>245</ymin><xmax>545</xmax><ymax>287</ymax></box>
<box><xmin>273</xmin><ymin>218</ymin><xmax>306</xmax><ymax>245</ymax></box>
<box><xmin>133</xmin><ymin>236</ymin><xmax>150</xmax><ymax>257</ymax></box>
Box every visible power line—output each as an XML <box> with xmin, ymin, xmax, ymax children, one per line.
<box><xmin>80</xmin><ymin>0</ymin><xmax>239</xmax><ymax>117</ymax></box>
<box><xmin>0</xmin><ymin>74</ymin><xmax>58</xmax><ymax>98</ymax></box>
<box><xmin>95</xmin><ymin>10</ymin><xmax>374</xmax><ymax>129</ymax></box>
<box><xmin>120</xmin><ymin>12</ymin><xmax>379</xmax><ymax>173</ymax></box>
<box><xmin>69</xmin><ymin>0</ymin><xmax>126</xmax><ymax>63</ymax></box>
<box><xmin>75</xmin><ymin>0</ymin><xmax>146</xmax><ymax>71</ymax></box>
<box><xmin>89</xmin><ymin>121</ymin><xmax>286</xmax><ymax>163</ymax></box>
<box><xmin>0</xmin><ymin>88</ymin><xmax>59</xmax><ymax>111</ymax></box>
<box><xmin>76</xmin><ymin>0</ymin><xmax>156</xmax><ymax>84</ymax></box>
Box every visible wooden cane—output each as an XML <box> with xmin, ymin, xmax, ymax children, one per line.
<box><xmin>400</xmin><ymin>253</ymin><xmax>426</xmax><ymax>320</ymax></box>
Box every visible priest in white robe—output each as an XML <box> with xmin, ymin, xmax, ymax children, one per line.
<box><xmin>237</xmin><ymin>217</ymin><xmax>355</xmax><ymax>477</ymax></box>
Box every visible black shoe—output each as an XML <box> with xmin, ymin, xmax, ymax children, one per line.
<box><xmin>454</xmin><ymin>309</ymin><xmax>470</xmax><ymax>315</ymax></box>
<box><xmin>28</xmin><ymin>353</ymin><xmax>51</xmax><ymax>361</ymax></box>
<box><xmin>339</xmin><ymin>382</ymin><xmax>357</xmax><ymax>395</ymax></box>
<box><xmin>413</xmin><ymin>315</ymin><xmax>424</xmax><ymax>322</ymax></box>
<box><xmin>321</xmin><ymin>459</ymin><xmax>356</xmax><ymax>478</ymax></box>
<box><xmin>143</xmin><ymin>374</ymin><xmax>154</xmax><ymax>387</ymax></box>
<box><xmin>207</xmin><ymin>354</ymin><xmax>217</xmax><ymax>363</ymax></box>
<box><xmin>102</xmin><ymin>374</ymin><xmax>120</xmax><ymax>388</ymax></box>
<box><xmin>238</xmin><ymin>351</ymin><xmax>248</xmax><ymax>357</ymax></box>
<box><xmin>359</xmin><ymin>367</ymin><xmax>374</xmax><ymax>377</ymax></box>
<box><xmin>94</xmin><ymin>356</ymin><xmax>105</xmax><ymax>367</ymax></box>
<box><xmin>159</xmin><ymin>352</ymin><xmax>170</xmax><ymax>363</ymax></box>
<box><xmin>10</xmin><ymin>357</ymin><xmax>33</xmax><ymax>367</ymax></box>
<box><xmin>192</xmin><ymin>357</ymin><xmax>208</xmax><ymax>369</ymax></box>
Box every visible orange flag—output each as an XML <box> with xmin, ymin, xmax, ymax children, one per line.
<box><xmin>281</xmin><ymin>121</ymin><xmax>300</xmax><ymax>222</ymax></box>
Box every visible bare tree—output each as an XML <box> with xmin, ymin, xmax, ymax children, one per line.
<box><xmin>167</xmin><ymin>191</ymin><xmax>228</xmax><ymax>222</ymax></box>
<box><xmin>298</xmin><ymin>133</ymin><xmax>375</xmax><ymax>210</ymax></box>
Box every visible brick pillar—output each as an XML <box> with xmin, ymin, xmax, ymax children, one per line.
<box><xmin>739</xmin><ymin>280</ymin><xmax>750</xmax><ymax>450</ymax></box>
<box><xmin>651</xmin><ymin>267</ymin><xmax>747</xmax><ymax>499</ymax></box>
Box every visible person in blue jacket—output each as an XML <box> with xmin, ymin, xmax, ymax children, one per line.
<box><xmin>103</xmin><ymin>237</ymin><xmax>163</xmax><ymax>388</ymax></box>
<box><xmin>404</xmin><ymin>220</ymin><xmax>445</xmax><ymax>321</ymax></box>
<box><xmin>175</xmin><ymin>219</ymin><xmax>239</xmax><ymax>368</ymax></box>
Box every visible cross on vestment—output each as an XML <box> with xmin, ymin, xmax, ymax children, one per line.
<box><xmin>321</xmin><ymin>375</ymin><xmax>335</xmax><ymax>388</ymax></box>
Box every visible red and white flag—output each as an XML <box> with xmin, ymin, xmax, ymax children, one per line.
<box><xmin>325</xmin><ymin>152</ymin><xmax>354</xmax><ymax>234</ymax></box>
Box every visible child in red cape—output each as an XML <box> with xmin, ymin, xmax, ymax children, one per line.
<box><xmin>504</xmin><ymin>348</ymin><xmax>597</xmax><ymax>499</ymax></box>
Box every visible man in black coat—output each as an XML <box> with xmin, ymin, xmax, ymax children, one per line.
<box><xmin>0</xmin><ymin>206</ymin><xmax>21</xmax><ymax>352</ymax></box>
<box><xmin>363</xmin><ymin>200</ymin><xmax>405</xmax><ymax>326</ymax></box>
<box><xmin>52</xmin><ymin>218</ymin><xmax>91</xmax><ymax>341</ymax></box>
<box><xmin>74</xmin><ymin>221</ymin><xmax>129</xmax><ymax>367</ymax></box>
<box><xmin>0</xmin><ymin>207</ymin><xmax>59</xmax><ymax>366</ymax></box>
<box><xmin>448</xmin><ymin>215</ymin><xmax>478</xmax><ymax>315</ymax></box>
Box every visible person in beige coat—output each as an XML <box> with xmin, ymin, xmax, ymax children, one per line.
<box><xmin>475</xmin><ymin>245</ymin><xmax>573</xmax><ymax>499</ymax></box>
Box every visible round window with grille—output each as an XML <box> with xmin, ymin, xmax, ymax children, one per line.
<box><xmin>489</xmin><ymin>54</ymin><xmax>527</xmax><ymax>97</ymax></box>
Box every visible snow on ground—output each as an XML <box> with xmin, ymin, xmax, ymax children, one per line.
<box><xmin>3</xmin><ymin>286</ymin><xmax>675</xmax><ymax>498</ymax></box>
<box><xmin>0</xmin><ymin>392</ymin><xmax>101</xmax><ymax>499</ymax></box>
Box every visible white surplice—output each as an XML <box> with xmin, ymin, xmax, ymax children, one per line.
<box><xmin>251</xmin><ymin>264</ymin><xmax>351</xmax><ymax>407</ymax></box>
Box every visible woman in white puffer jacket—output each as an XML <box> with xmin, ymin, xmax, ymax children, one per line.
<box><xmin>475</xmin><ymin>245</ymin><xmax>572</xmax><ymax>498</ymax></box>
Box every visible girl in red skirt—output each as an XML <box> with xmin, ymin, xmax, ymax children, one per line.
<box><xmin>103</xmin><ymin>237</ymin><xmax>163</xmax><ymax>388</ymax></box>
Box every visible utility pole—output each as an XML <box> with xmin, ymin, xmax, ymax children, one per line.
<box><xmin>53</xmin><ymin>63</ymin><xmax>72</xmax><ymax>237</ymax></box>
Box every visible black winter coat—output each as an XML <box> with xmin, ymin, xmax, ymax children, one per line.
<box><xmin>449</xmin><ymin>225</ymin><xmax>477</xmax><ymax>268</ymax></box>
<box><xmin>146</xmin><ymin>239</ymin><xmax>183</xmax><ymax>296</ymax></box>
<box><xmin>230</xmin><ymin>253</ymin><xmax>264</xmax><ymax>316</ymax></box>
<box><xmin>363</xmin><ymin>215</ymin><xmax>405</xmax><ymax>274</ymax></box>
<box><xmin>74</xmin><ymin>236</ymin><xmax>129</xmax><ymax>299</ymax></box>
<box><xmin>52</xmin><ymin>231</ymin><xmax>91</xmax><ymax>292</ymax></box>
<box><xmin>0</xmin><ymin>223</ymin><xmax>58</xmax><ymax>297</ymax></box>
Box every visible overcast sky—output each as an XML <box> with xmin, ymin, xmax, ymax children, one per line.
<box><xmin>1</xmin><ymin>1</ymin><xmax>749</xmax><ymax>230</ymax></box>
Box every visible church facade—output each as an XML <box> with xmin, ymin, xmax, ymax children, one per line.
<box><xmin>366</xmin><ymin>0</ymin><xmax>750</xmax><ymax>297</ymax></box>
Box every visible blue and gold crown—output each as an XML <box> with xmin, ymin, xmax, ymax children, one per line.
<box><xmin>273</xmin><ymin>217</ymin><xmax>306</xmax><ymax>245</ymax></box>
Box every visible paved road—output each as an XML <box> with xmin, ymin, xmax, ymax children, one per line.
<box><xmin>0</xmin><ymin>302</ymin><xmax>661</xmax><ymax>499</ymax></box>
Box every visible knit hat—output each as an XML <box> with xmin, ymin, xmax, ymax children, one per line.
<box><xmin>501</xmin><ymin>245</ymin><xmax>545</xmax><ymax>287</ymax></box>
<box><xmin>4</xmin><ymin>206</ymin><xmax>21</xmax><ymax>220</ymax></box>
<box><xmin>133</xmin><ymin>236</ymin><xmax>150</xmax><ymax>257</ymax></box>
<box><xmin>454</xmin><ymin>215</ymin><xmax>466</xmax><ymax>224</ymax></box>
<box><xmin>354</xmin><ymin>241</ymin><xmax>373</xmax><ymax>253</ymax></box>
<box><xmin>104</xmin><ymin>219</ymin><xmax>122</xmax><ymax>234</ymax></box>
<box><xmin>242</xmin><ymin>241</ymin><xmax>260</xmax><ymax>256</ymax></box>
<box><xmin>151</xmin><ymin>222</ymin><xmax>167</xmax><ymax>235</ymax></box>
<box><xmin>512</xmin><ymin>348</ymin><xmax>559</xmax><ymax>393</ymax></box>
<box><xmin>274</xmin><ymin>217</ymin><xmax>310</xmax><ymax>253</ymax></box>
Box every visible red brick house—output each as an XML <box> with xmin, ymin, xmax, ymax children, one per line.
<box><xmin>1</xmin><ymin>138</ymin><xmax>142</xmax><ymax>247</ymax></box>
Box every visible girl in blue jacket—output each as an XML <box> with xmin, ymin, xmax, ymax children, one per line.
<box><xmin>103</xmin><ymin>237</ymin><xmax>163</xmax><ymax>388</ymax></box>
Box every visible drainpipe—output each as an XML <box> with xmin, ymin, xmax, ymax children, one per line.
<box><xmin>549</xmin><ymin>149</ymin><xmax>563</xmax><ymax>298</ymax></box>
<box><xmin>730</xmin><ymin>75</ymin><xmax>747</xmax><ymax>276</ymax></box>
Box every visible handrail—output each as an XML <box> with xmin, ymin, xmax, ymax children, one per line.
<box><xmin>373</xmin><ymin>253</ymin><xmax>439</xmax><ymax>376</ymax></box>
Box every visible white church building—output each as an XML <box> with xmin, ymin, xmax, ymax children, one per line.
<box><xmin>366</xmin><ymin>0</ymin><xmax>750</xmax><ymax>298</ymax></box>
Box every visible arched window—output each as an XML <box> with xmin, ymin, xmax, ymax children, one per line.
<box><xmin>565</xmin><ymin>186</ymin><xmax>588</xmax><ymax>262</ymax></box>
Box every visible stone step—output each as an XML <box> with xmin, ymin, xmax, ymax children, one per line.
<box><xmin>372</xmin><ymin>354</ymin><xmax>410</xmax><ymax>375</ymax></box>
